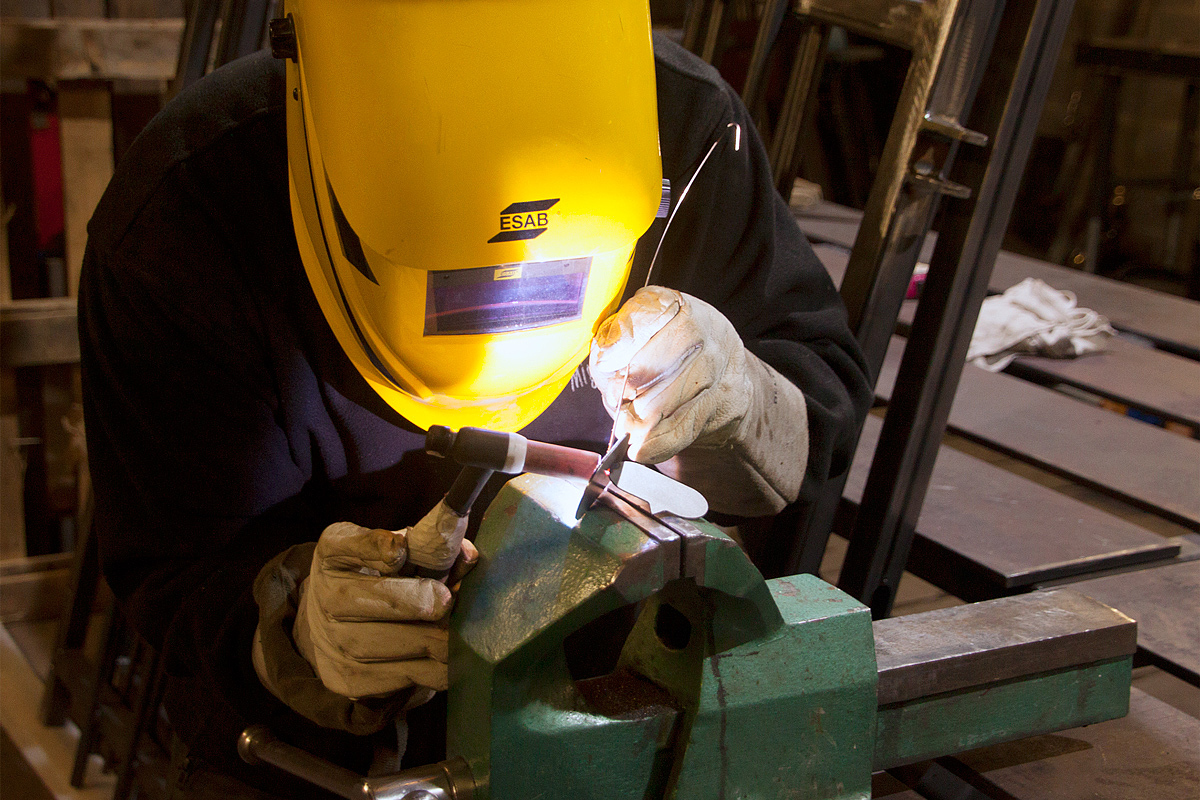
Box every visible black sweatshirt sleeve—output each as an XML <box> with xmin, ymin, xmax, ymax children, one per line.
<box><xmin>649</xmin><ymin>39</ymin><xmax>873</xmax><ymax>521</ymax></box>
<box><xmin>78</xmin><ymin>166</ymin><xmax>373</xmax><ymax>779</ymax></box>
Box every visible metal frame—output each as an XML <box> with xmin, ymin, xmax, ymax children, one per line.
<box><xmin>685</xmin><ymin>0</ymin><xmax>1077</xmax><ymax>615</ymax></box>
<box><xmin>715</xmin><ymin>0</ymin><xmax>998</xmax><ymax>581</ymax></box>
<box><xmin>838</xmin><ymin>0</ymin><xmax>1078</xmax><ymax>616</ymax></box>
<box><xmin>171</xmin><ymin>0</ymin><xmax>276</xmax><ymax>95</ymax></box>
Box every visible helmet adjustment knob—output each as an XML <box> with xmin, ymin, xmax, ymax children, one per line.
<box><xmin>269</xmin><ymin>16</ymin><xmax>297</xmax><ymax>62</ymax></box>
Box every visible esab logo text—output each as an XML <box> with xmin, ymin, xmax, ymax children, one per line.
<box><xmin>488</xmin><ymin>198</ymin><xmax>559</xmax><ymax>243</ymax></box>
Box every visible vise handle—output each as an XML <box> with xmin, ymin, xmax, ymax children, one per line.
<box><xmin>238</xmin><ymin>725</ymin><xmax>474</xmax><ymax>800</ymax></box>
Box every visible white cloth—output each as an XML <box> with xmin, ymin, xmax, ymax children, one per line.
<box><xmin>968</xmin><ymin>278</ymin><xmax>1114</xmax><ymax>372</ymax></box>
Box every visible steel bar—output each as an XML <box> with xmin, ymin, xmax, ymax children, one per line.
<box><xmin>239</xmin><ymin>725</ymin><xmax>370</xmax><ymax>799</ymax></box>
<box><xmin>214</xmin><ymin>0</ymin><xmax>274</xmax><ymax>67</ymax></box>
<box><xmin>796</xmin><ymin>0</ymin><xmax>929</xmax><ymax>49</ymax></box>
<box><xmin>172</xmin><ymin>0</ymin><xmax>220</xmax><ymax>93</ymax></box>
<box><xmin>740</xmin><ymin>0</ymin><xmax>791</xmax><ymax>112</ymax></box>
<box><xmin>767</xmin><ymin>22</ymin><xmax>829</xmax><ymax>198</ymax></box>
<box><xmin>1070</xmin><ymin>560</ymin><xmax>1200</xmax><ymax>686</ymax></box>
<box><xmin>240</xmin><ymin>725</ymin><xmax>475</xmax><ymax>800</ymax></box>
<box><xmin>700</xmin><ymin>0</ymin><xmax>726</xmax><ymax>64</ymax></box>
<box><xmin>873</xmin><ymin>589</ymin><xmax>1136</xmax><ymax>706</ymax></box>
<box><xmin>838</xmin><ymin>0</ymin><xmax>1078</xmax><ymax>617</ymax></box>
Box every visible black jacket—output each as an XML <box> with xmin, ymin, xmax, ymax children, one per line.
<box><xmin>79</xmin><ymin>36</ymin><xmax>870</xmax><ymax>793</ymax></box>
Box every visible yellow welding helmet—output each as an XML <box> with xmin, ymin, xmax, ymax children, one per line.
<box><xmin>277</xmin><ymin>0</ymin><xmax>662</xmax><ymax>432</ymax></box>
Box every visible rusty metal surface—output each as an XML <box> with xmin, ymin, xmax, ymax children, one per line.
<box><xmin>873</xmin><ymin>589</ymin><xmax>1136</xmax><ymax>706</ymax></box>
<box><xmin>797</xmin><ymin>201</ymin><xmax>1200</xmax><ymax>358</ymax></box>
<box><xmin>0</xmin><ymin>298</ymin><xmax>80</xmax><ymax>368</ymax></box>
<box><xmin>875</xmin><ymin>337</ymin><xmax>1200</xmax><ymax>530</ymax></box>
<box><xmin>1004</xmin><ymin>336</ymin><xmax>1200</xmax><ymax>431</ymax></box>
<box><xmin>950</xmin><ymin>688</ymin><xmax>1200</xmax><ymax>799</ymax></box>
<box><xmin>796</xmin><ymin>0</ymin><xmax>929</xmax><ymax>48</ymax></box>
<box><xmin>1071</xmin><ymin>560</ymin><xmax>1200</xmax><ymax>686</ymax></box>
<box><xmin>846</xmin><ymin>415</ymin><xmax>1179</xmax><ymax>593</ymax></box>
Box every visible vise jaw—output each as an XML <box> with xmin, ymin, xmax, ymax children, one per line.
<box><xmin>447</xmin><ymin>474</ymin><xmax>879</xmax><ymax>800</ymax></box>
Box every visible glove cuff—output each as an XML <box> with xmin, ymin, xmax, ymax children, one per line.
<box><xmin>252</xmin><ymin>544</ymin><xmax>416</xmax><ymax>735</ymax></box>
<box><xmin>664</xmin><ymin>350</ymin><xmax>808</xmax><ymax>517</ymax></box>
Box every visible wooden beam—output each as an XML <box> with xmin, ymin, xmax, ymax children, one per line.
<box><xmin>0</xmin><ymin>553</ymin><xmax>73</xmax><ymax>578</ymax></box>
<box><xmin>0</xmin><ymin>298</ymin><xmax>80</xmax><ymax>367</ymax></box>
<box><xmin>0</xmin><ymin>18</ymin><xmax>184</xmax><ymax>82</ymax></box>
<box><xmin>0</xmin><ymin>567</ymin><xmax>70</xmax><ymax>622</ymax></box>
<box><xmin>57</xmin><ymin>84</ymin><xmax>114</xmax><ymax>297</ymax></box>
<box><xmin>0</xmin><ymin>414</ymin><xmax>26</xmax><ymax>560</ymax></box>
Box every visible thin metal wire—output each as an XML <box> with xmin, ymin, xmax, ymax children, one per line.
<box><xmin>606</xmin><ymin>122</ymin><xmax>743</xmax><ymax>450</ymax></box>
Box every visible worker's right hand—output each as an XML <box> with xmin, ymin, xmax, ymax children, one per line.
<box><xmin>252</xmin><ymin>502</ymin><xmax>479</xmax><ymax>732</ymax></box>
<box><xmin>291</xmin><ymin>505</ymin><xmax>478</xmax><ymax>702</ymax></box>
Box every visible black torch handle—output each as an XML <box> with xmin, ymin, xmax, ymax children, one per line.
<box><xmin>444</xmin><ymin>464</ymin><xmax>494</xmax><ymax>517</ymax></box>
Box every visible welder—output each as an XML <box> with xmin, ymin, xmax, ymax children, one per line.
<box><xmin>77</xmin><ymin>1</ymin><xmax>871</xmax><ymax>797</ymax></box>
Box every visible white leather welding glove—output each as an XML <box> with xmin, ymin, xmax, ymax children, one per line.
<box><xmin>294</xmin><ymin>505</ymin><xmax>478</xmax><ymax>701</ymax></box>
<box><xmin>590</xmin><ymin>286</ymin><xmax>809</xmax><ymax>517</ymax></box>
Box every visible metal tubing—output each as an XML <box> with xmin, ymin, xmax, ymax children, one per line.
<box><xmin>779</xmin><ymin>0</ymin><xmax>987</xmax><ymax>577</ymax></box>
<box><xmin>836</xmin><ymin>0</ymin><xmax>961</xmax><ymax>352</ymax></box>
<box><xmin>171</xmin><ymin>0</ymin><xmax>221</xmax><ymax>94</ymax></box>
<box><xmin>426</xmin><ymin>426</ymin><xmax>600</xmax><ymax>481</ymax></box>
<box><xmin>239</xmin><ymin>726</ymin><xmax>370</xmax><ymax>800</ymax></box>
<box><xmin>214</xmin><ymin>0</ymin><xmax>274</xmax><ymax>68</ymax></box>
<box><xmin>740</xmin><ymin>0</ymin><xmax>791</xmax><ymax>112</ymax></box>
<box><xmin>368</xmin><ymin>757</ymin><xmax>476</xmax><ymax>800</ymax></box>
<box><xmin>768</xmin><ymin>23</ymin><xmax>828</xmax><ymax>197</ymax></box>
<box><xmin>700</xmin><ymin>0</ymin><xmax>725</xmax><ymax>64</ymax></box>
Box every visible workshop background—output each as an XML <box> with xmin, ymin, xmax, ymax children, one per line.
<box><xmin>1</xmin><ymin>0</ymin><xmax>1197</xmax><ymax>798</ymax></box>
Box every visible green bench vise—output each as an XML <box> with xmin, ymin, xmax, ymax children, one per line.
<box><xmin>240</xmin><ymin>474</ymin><xmax>1136</xmax><ymax>799</ymax></box>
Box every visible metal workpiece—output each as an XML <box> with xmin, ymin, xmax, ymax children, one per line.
<box><xmin>576</xmin><ymin>434</ymin><xmax>631</xmax><ymax>518</ymax></box>
<box><xmin>873</xmin><ymin>589</ymin><xmax>1137</xmax><ymax>706</ymax></box>
<box><xmin>238</xmin><ymin>725</ymin><xmax>475</xmax><ymax>800</ymax></box>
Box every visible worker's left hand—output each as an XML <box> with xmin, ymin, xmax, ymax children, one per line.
<box><xmin>591</xmin><ymin>286</ymin><xmax>752</xmax><ymax>462</ymax></box>
<box><xmin>590</xmin><ymin>286</ymin><xmax>809</xmax><ymax>516</ymax></box>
